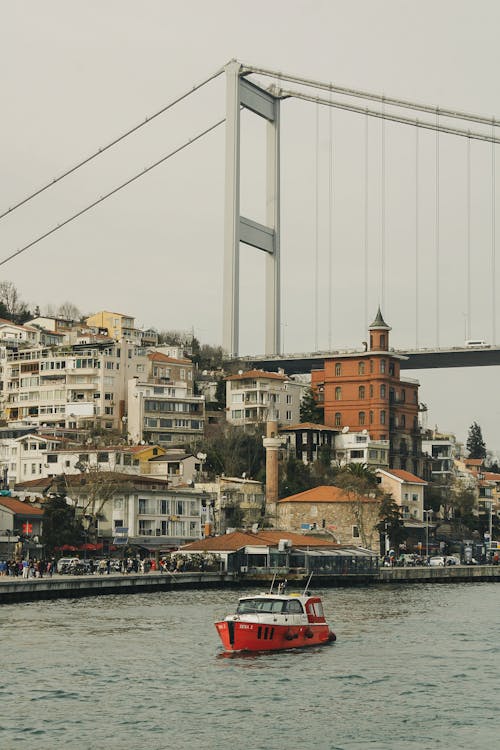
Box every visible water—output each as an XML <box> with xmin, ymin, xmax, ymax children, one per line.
<box><xmin>1</xmin><ymin>582</ymin><xmax>499</xmax><ymax>750</ymax></box>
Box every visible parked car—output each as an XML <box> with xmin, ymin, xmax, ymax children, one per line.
<box><xmin>429</xmin><ymin>556</ymin><xmax>445</xmax><ymax>567</ymax></box>
<box><xmin>445</xmin><ymin>556</ymin><xmax>461</xmax><ymax>566</ymax></box>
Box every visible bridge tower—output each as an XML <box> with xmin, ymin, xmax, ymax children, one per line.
<box><xmin>223</xmin><ymin>60</ymin><xmax>281</xmax><ymax>357</ymax></box>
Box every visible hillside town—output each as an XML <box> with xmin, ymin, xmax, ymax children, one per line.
<box><xmin>0</xmin><ymin>297</ymin><xmax>498</xmax><ymax>573</ymax></box>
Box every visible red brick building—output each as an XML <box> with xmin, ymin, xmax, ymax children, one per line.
<box><xmin>311</xmin><ymin>309</ymin><xmax>426</xmax><ymax>477</ymax></box>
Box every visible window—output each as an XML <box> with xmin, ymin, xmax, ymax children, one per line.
<box><xmin>351</xmin><ymin>450</ymin><xmax>364</xmax><ymax>459</ymax></box>
<box><xmin>401</xmin><ymin>414</ymin><xmax>406</xmax><ymax>427</ymax></box>
<box><xmin>359</xmin><ymin>411</ymin><xmax>365</xmax><ymax>425</ymax></box>
<box><xmin>335</xmin><ymin>387</ymin><xmax>342</xmax><ymax>400</ymax></box>
<box><xmin>369</xmin><ymin>360</ymin><xmax>374</xmax><ymax>373</ymax></box>
<box><xmin>380</xmin><ymin>334</ymin><xmax>386</xmax><ymax>348</ymax></box>
<box><xmin>352</xmin><ymin>525</ymin><xmax>360</xmax><ymax>538</ymax></box>
<box><xmin>380</xmin><ymin>384</ymin><xmax>386</xmax><ymax>398</ymax></box>
<box><xmin>369</xmin><ymin>410</ymin><xmax>374</xmax><ymax>424</ymax></box>
<box><xmin>358</xmin><ymin>386</ymin><xmax>365</xmax><ymax>399</ymax></box>
<box><xmin>380</xmin><ymin>410</ymin><xmax>386</xmax><ymax>424</ymax></box>
<box><xmin>47</xmin><ymin>454</ymin><xmax>57</xmax><ymax>463</ymax></box>
<box><xmin>334</xmin><ymin>412</ymin><xmax>341</xmax><ymax>427</ymax></box>
<box><xmin>380</xmin><ymin>360</ymin><xmax>386</xmax><ymax>373</ymax></box>
<box><xmin>369</xmin><ymin>384</ymin><xmax>374</xmax><ymax>397</ymax></box>
<box><xmin>335</xmin><ymin>363</ymin><xmax>342</xmax><ymax>376</ymax></box>
<box><xmin>358</xmin><ymin>362</ymin><xmax>365</xmax><ymax>375</ymax></box>
<box><xmin>97</xmin><ymin>452</ymin><xmax>109</xmax><ymax>462</ymax></box>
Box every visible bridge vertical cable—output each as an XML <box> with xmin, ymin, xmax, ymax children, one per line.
<box><xmin>435</xmin><ymin>109</ymin><xmax>440</xmax><ymax>346</ymax></box>
<box><xmin>314</xmin><ymin>101</ymin><xmax>320</xmax><ymax>351</ymax></box>
<box><xmin>364</xmin><ymin>112</ymin><xmax>369</xmax><ymax>337</ymax></box>
<box><xmin>380</xmin><ymin>98</ymin><xmax>386</xmax><ymax>311</ymax></box>
<box><xmin>328</xmin><ymin>100</ymin><xmax>335</xmax><ymax>350</ymax></box>
<box><xmin>467</xmin><ymin>134</ymin><xmax>471</xmax><ymax>341</ymax></box>
<box><xmin>492</xmin><ymin>119</ymin><xmax>497</xmax><ymax>345</ymax></box>
<box><xmin>415</xmin><ymin>121</ymin><xmax>420</xmax><ymax>348</ymax></box>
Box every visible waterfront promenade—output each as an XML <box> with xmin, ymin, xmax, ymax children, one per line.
<box><xmin>0</xmin><ymin>564</ymin><xmax>499</xmax><ymax>604</ymax></box>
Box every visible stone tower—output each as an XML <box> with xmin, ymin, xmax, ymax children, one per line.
<box><xmin>262</xmin><ymin>408</ymin><xmax>282</xmax><ymax>522</ymax></box>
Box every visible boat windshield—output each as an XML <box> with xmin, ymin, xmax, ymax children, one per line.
<box><xmin>236</xmin><ymin>598</ymin><xmax>304</xmax><ymax>614</ymax></box>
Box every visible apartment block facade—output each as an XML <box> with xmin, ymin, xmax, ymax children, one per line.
<box><xmin>1</xmin><ymin>340</ymin><xmax>149</xmax><ymax>432</ymax></box>
<box><xmin>225</xmin><ymin>369</ymin><xmax>305</xmax><ymax>427</ymax></box>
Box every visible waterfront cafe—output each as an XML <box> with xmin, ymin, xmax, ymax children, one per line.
<box><xmin>178</xmin><ymin>528</ymin><xmax>379</xmax><ymax>578</ymax></box>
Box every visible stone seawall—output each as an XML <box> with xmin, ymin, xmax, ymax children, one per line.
<box><xmin>0</xmin><ymin>571</ymin><xmax>235</xmax><ymax>604</ymax></box>
<box><xmin>0</xmin><ymin>565</ymin><xmax>499</xmax><ymax>604</ymax></box>
<box><xmin>379</xmin><ymin>564</ymin><xmax>500</xmax><ymax>584</ymax></box>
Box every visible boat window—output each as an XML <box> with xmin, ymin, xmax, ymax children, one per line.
<box><xmin>283</xmin><ymin>600</ymin><xmax>304</xmax><ymax>614</ymax></box>
<box><xmin>236</xmin><ymin>598</ymin><xmax>285</xmax><ymax>614</ymax></box>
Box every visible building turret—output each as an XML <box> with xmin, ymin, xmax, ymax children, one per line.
<box><xmin>368</xmin><ymin>307</ymin><xmax>391</xmax><ymax>351</ymax></box>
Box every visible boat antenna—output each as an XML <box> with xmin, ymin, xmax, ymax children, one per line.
<box><xmin>269</xmin><ymin>573</ymin><xmax>277</xmax><ymax>594</ymax></box>
<box><xmin>302</xmin><ymin>572</ymin><xmax>314</xmax><ymax>595</ymax></box>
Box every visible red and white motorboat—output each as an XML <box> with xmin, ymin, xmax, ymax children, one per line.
<box><xmin>215</xmin><ymin>576</ymin><xmax>336</xmax><ymax>653</ymax></box>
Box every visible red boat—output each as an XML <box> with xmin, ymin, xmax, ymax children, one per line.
<box><xmin>215</xmin><ymin>577</ymin><xmax>336</xmax><ymax>653</ymax></box>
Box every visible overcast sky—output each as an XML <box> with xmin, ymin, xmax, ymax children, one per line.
<box><xmin>2</xmin><ymin>1</ymin><xmax>500</xmax><ymax>451</ymax></box>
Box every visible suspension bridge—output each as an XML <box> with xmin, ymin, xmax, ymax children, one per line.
<box><xmin>2</xmin><ymin>60</ymin><xmax>500</xmax><ymax>367</ymax></box>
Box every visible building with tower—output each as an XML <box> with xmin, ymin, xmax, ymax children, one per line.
<box><xmin>311</xmin><ymin>309</ymin><xmax>427</xmax><ymax>477</ymax></box>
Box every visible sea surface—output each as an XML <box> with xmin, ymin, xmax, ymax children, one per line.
<box><xmin>1</xmin><ymin>582</ymin><xmax>499</xmax><ymax>750</ymax></box>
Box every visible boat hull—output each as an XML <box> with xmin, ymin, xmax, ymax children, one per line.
<box><xmin>215</xmin><ymin>620</ymin><xmax>336</xmax><ymax>652</ymax></box>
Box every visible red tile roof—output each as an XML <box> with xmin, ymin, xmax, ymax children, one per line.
<box><xmin>180</xmin><ymin>529</ymin><xmax>339</xmax><ymax>552</ymax></box>
<box><xmin>0</xmin><ymin>497</ymin><xmax>44</xmax><ymax>515</ymax></box>
<box><xmin>278</xmin><ymin>485</ymin><xmax>378</xmax><ymax>503</ymax></box>
<box><xmin>378</xmin><ymin>469</ymin><xmax>427</xmax><ymax>485</ymax></box>
<box><xmin>148</xmin><ymin>352</ymin><xmax>192</xmax><ymax>365</ymax></box>
<box><xmin>484</xmin><ymin>472</ymin><xmax>500</xmax><ymax>481</ymax></box>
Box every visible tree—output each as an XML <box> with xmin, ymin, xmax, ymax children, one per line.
<box><xmin>0</xmin><ymin>281</ymin><xmax>30</xmax><ymax>323</ymax></box>
<box><xmin>0</xmin><ymin>281</ymin><xmax>21</xmax><ymax>317</ymax></box>
<box><xmin>195</xmin><ymin>424</ymin><xmax>266</xmax><ymax>482</ymax></box>
<box><xmin>279</xmin><ymin>456</ymin><xmax>313</xmax><ymax>498</ymax></box>
<box><xmin>58</xmin><ymin>301</ymin><xmax>81</xmax><ymax>321</ymax></box>
<box><xmin>300</xmin><ymin>387</ymin><xmax>324</xmax><ymax>423</ymax></box>
<box><xmin>376</xmin><ymin>493</ymin><xmax>408</xmax><ymax>552</ymax></box>
<box><xmin>42</xmin><ymin>477</ymin><xmax>83</xmax><ymax>554</ymax></box>
<box><xmin>64</xmin><ymin>469</ymin><xmax>132</xmax><ymax>543</ymax></box>
<box><xmin>333</xmin><ymin>464</ymin><xmax>382</xmax><ymax>549</ymax></box>
<box><xmin>214</xmin><ymin>378</ymin><xmax>226</xmax><ymax>410</ymax></box>
<box><xmin>466</xmin><ymin>422</ymin><xmax>486</xmax><ymax>459</ymax></box>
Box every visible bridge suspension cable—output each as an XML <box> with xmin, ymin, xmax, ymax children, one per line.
<box><xmin>0</xmin><ymin>117</ymin><xmax>225</xmax><ymax>268</ymax></box>
<box><xmin>275</xmin><ymin>88</ymin><xmax>500</xmax><ymax>144</ymax></box>
<box><xmin>0</xmin><ymin>67</ymin><xmax>224</xmax><ymax>223</ymax></box>
<box><xmin>242</xmin><ymin>63</ymin><xmax>498</xmax><ymax>128</ymax></box>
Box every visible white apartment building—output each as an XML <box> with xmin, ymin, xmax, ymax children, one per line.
<box><xmin>1</xmin><ymin>341</ymin><xmax>150</xmax><ymax>432</ymax></box>
<box><xmin>225</xmin><ymin>369</ymin><xmax>305</xmax><ymax>427</ymax></box>
<box><xmin>127</xmin><ymin>377</ymin><xmax>205</xmax><ymax>448</ymax></box>
<box><xmin>15</xmin><ymin>473</ymin><xmax>205</xmax><ymax>551</ymax></box>
<box><xmin>334</xmin><ymin>430</ymin><xmax>390</xmax><ymax>469</ymax></box>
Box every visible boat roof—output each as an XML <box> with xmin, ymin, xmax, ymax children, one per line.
<box><xmin>239</xmin><ymin>592</ymin><xmax>316</xmax><ymax>602</ymax></box>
